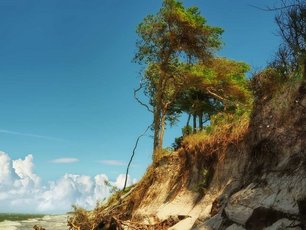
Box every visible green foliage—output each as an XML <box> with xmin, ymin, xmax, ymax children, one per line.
<box><xmin>182</xmin><ymin>125</ymin><xmax>192</xmax><ymax>136</ymax></box>
<box><xmin>135</xmin><ymin>0</ymin><xmax>223</xmax><ymax>64</ymax></box>
<box><xmin>202</xmin><ymin>58</ymin><xmax>252</xmax><ymax>105</ymax></box>
<box><xmin>172</xmin><ymin>125</ymin><xmax>193</xmax><ymax>150</ymax></box>
<box><xmin>173</xmin><ymin>137</ymin><xmax>183</xmax><ymax>150</ymax></box>
<box><xmin>171</xmin><ymin>57</ymin><xmax>252</xmax><ymax>135</ymax></box>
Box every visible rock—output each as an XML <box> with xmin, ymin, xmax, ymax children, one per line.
<box><xmin>298</xmin><ymin>198</ymin><xmax>306</xmax><ymax>229</ymax></box>
<box><xmin>224</xmin><ymin>184</ymin><xmax>257</xmax><ymax>225</ymax></box>
<box><xmin>226</xmin><ymin>223</ymin><xmax>245</xmax><ymax>230</ymax></box>
<box><xmin>193</xmin><ymin>214</ymin><xmax>223</xmax><ymax>230</ymax></box>
<box><xmin>224</xmin><ymin>203</ymin><xmax>254</xmax><ymax>225</ymax></box>
<box><xmin>245</xmin><ymin>207</ymin><xmax>298</xmax><ymax>229</ymax></box>
<box><xmin>224</xmin><ymin>170</ymin><xmax>306</xmax><ymax>226</ymax></box>
<box><xmin>169</xmin><ymin>216</ymin><xmax>195</xmax><ymax>230</ymax></box>
<box><xmin>263</xmin><ymin>218</ymin><xmax>301</xmax><ymax>230</ymax></box>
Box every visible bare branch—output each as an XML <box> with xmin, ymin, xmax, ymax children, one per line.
<box><xmin>248</xmin><ymin>1</ymin><xmax>300</xmax><ymax>12</ymax></box>
<box><xmin>271</xmin><ymin>0</ymin><xmax>306</xmax><ymax>75</ymax></box>
<box><xmin>123</xmin><ymin>124</ymin><xmax>152</xmax><ymax>191</ymax></box>
<box><xmin>134</xmin><ymin>81</ymin><xmax>153</xmax><ymax>113</ymax></box>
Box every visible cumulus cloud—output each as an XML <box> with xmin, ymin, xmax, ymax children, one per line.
<box><xmin>0</xmin><ymin>151</ymin><xmax>135</xmax><ymax>214</ymax></box>
<box><xmin>99</xmin><ymin>160</ymin><xmax>126</xmax><ymax>166</ymax></box>
<box><xmin>114</xmin><ymin>174</ymin><xmax>131</xmax><ymax>189</ymax></box>
<box><xmin>0</xmin><ymin>152</ymin><xmax>18</xmax><ymax>185</ymax></box>
<box><xmin>50</xmin><ymin>158</ymin><xmax>79</xmax><ymax>164</ymax></box>
<box><xmin>13</xmin><ymin>154</ymin><xmax>40</xmax><ymax>187</ymax></box>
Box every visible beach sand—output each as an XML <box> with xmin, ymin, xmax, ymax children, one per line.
<box><xmin>0</xmin><ymin>215</ymin><xmax>67</xmax><ymax>230</ymax></box>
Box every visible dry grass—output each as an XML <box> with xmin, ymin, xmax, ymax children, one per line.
<box><xmin>182</xmin><ymin>112</ymin><xmax>250</xmax><ymax>162</ymax></box>
<box><xmin>153</xmin><ymin>148</ymin><xmax>173</xmax><ymax>163</ymax></box>
<box><xmin>251</xmin><ymin>68</ymin><xmax>303</xmax><ymax>128</ymax></box>
<box><xmin>67</xmin><ymin>185</ymin><xmax>136</xmax><ymax>230</ymax></box>
<box><xmin>269</xmin><ymin>78</ymin><xmax>301</xmax><ymax>115</ymax></box>
<box><xmin>251</xmin><ymin>68</ymin><xmax>302</xmax><ymax>112</ymax></box>
<box><xmin>67</xmin><ymin>206</ymin><xmax>94</xmax><ymax>230</ymax></box>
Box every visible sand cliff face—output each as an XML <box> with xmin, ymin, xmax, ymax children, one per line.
<box><xmin>205</xmin><ymin>80</ymin><xmax>306</xmax><ymax>230</ymax></box>
<box><xmin>101</xmin><ymin>79</ymin><xmax>305</xmax><ymax>230</ymax></box>
<box><xmin>193</xmin><ymin>80</ymin><xmax>306</xmax><ymax>230</ymax></box>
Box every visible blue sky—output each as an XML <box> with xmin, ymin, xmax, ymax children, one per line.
<box><xmin>0</xmin><ymin>0</ymin><xmax>281</xmax><ymax>184</ymax></box>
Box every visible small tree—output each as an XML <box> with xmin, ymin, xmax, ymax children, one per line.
<box><xmin>271</xmin><ymin>0</ymin><xmax>306</xmax><ymax>77</ymax></box>
<box><xmin>174</xmin><ymin>89</ymin><xmax>223</xmax><ymax>132</ymax></box>
<box><xmin>172</xmin><ymin>57</ymin><xmax>251</xmax><ymax>133</ymax></box>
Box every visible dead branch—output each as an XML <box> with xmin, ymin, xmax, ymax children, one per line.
<box><xmin>248</xmin><ymin>0</ymin><xmax>301</xmax><ymax>12</ymax></box>
<box><xmin>134</xmin><ymin>81</ymin><xmax>153</xmax><ymax>113</ymax></box>
<box><xmin>123</xmin><ymin>124</ymin><xmax>152</xmax><ymax>191</ymax></box>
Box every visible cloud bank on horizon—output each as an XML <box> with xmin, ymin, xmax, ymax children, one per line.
<box><xmin>0</xmin><ymin>151</ymin><xmax>134</xmax><ymax>214</ymax></box>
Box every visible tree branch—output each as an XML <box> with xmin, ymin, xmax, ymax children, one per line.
<box><xmin>206</xmin><ymin>88</ymin><xmax>227</xmax><ymax>102</ymax></box>
<box><xmin>134</xmin><ymin>81</ymin><xmax>153</xmax><ymax>113</ymax></box>
<box><xmin>123</xmin><ymin>124</ymin><xmax>152</xmax><ymax>191</ymax></box>
<box><xmin>248</xmin><ymin>2</ymin><xmax>300</xmax><ymax>12</ymax></box>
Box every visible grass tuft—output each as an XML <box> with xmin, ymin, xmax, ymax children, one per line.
<box><xmin>182</xmin><ymin>112</ymin><xmax>250</xmax><ymax>162</ymax></box>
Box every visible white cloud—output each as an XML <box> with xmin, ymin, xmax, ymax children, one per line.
<box><xmin>114</xmin><ymin>174</ymin><xmax>131</xmax><ymax>190</ymax></box>
<box><xmin>50</xmin><ymin>158</ymin><xmax>79</xmax><ymax>164</ymax></box>
<box><xmin>99</xmin><ymin>160</ymin><xmax>126</xmax><ymax>166</ymax></box>
<box><xmin>13</xmin><ymin>154</ymin><xmax>40</xmax><ymax>187</ymax></box>
<box><xmin>0</xmin><ymin>151</ymin><xmax>18</xmax><ymax>185</ymax></box>
<box><xmin>0</xmin><ymin>151</ymin><xmax>136</xmax><ymax>214</ymax></box>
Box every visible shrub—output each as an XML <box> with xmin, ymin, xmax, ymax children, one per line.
<box><xmin>251</xmin><ymin>68</ymin><xmax>285</xmax><ymax>99</ymax></box>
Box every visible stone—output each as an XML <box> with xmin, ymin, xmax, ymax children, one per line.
<box><xmin>193</xmin><ymin>214</ymin><xmax>223</xmax><ymax>230</ymax></box>
<box><xmin>226</xmin><ymin>224</ymin><xmax>245</xmax><ymax>230</ymax></box>
<box><xmin>263</xmin><ymin>218</ymin><xmax>301</xmax><ymax>230</ymax></box>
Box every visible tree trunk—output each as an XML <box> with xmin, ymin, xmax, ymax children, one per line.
<box><xmin>153</xmin><ymin>68</ymin><xmax>168</xmax><ymax>162</ymax></box>
<box><xmin>303</xmin><ymin>59</ymin><xmax>306</xmax><ymax>94</ymax></box>
<box><xmin>199</xmin><ymin>113</ymin><xmax>203</xmax><ymax>131</ymax></box>
<box><xmin>153</xmin><ymin>106</ymin><xmax>167</xmax><ymax>163</ymax></box>
<box><xmin>159</xmin><ymin>112</ymin><xmax>167</xmax><ymax>150</ymax></box>
<box><xmin>153</xmin><ymin>108</ymin><xmax>161</xmax><ymax>153</ymax></box>
<box><xmin>153</xmin><ymin>73</ymin><xmax>164</xmax><ymax>159</ymax></box>
<box><xmin>193</xmin><ymin>114</ymin><xmax>197</xmax><ymax>133</ymax></box>
<box><xmin>186</xmin><ymin>113</ymin><xmax>191</xmax><ymax>127</ymax></box>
